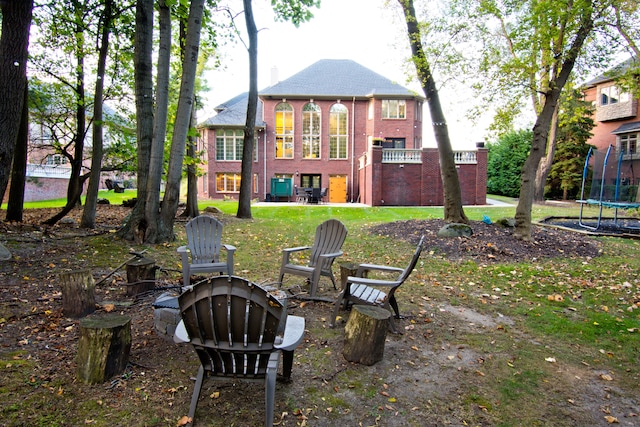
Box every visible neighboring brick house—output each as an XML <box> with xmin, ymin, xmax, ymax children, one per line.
<box><xmin>197</xmin><ymin>59</ymin><xmax>487</xmax><ymax>206</ymax></box>
<box><xmin>583</xmin><ymin>57</ymin><xmax>640</xmax><ymax>154</ymax></box>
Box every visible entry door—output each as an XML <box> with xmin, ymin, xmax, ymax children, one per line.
<box><xmin>329</xmin><ymin>175</ymin><xmax>347</xmax><ymax>203</ymax></box>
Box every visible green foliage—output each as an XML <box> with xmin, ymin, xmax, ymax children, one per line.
<box><xmin>271</xmin><ymin>0</ymin><xmax>320</xmax><ymax>27</ymax></box>
<box><xmin>487</xmin><ymin>130</ymin><xmax>532</xmax><ymax>197</ymax></box>
<box><xmin>546</xmin><ymin>86</ymin><xmax>595</xmax><ymax>200</ymax></box>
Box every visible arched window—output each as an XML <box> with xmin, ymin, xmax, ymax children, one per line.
<box><xmin>275</xmin><ymin>102</ymin><xmax>293</xmax><ymax>158</ymax></box>
<box><xmin>302</xmin><ymin>102</ymin><xmax>321</xmax><ymax>158</ymax></box>
<box><xmin>329</xmin><ymin>103</ymin><xmax>348</xmax><ymax>159</ymax></box>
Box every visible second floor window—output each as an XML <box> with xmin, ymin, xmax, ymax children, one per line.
<box><xmin>45</xmin><ymin>154</ymin><xmax>68</xmax><ymax>165</ymax></box>
<box><xmin>302</xmin><ymin>102</ymin><xmax>321</xmax><ymax>158</ymax></box>
<box><xmin>330</xmin><ymin>103</ymin><xmax>348</xmax><ymax>159</ymax></box>
<box><xmin>382</xmin><ymin>99</ymin><xmax>406</xmax><ymax>119</ymax></box>
<box><xmin>601</xmin><ymin>86</ymin><xmax>629</xmax><ymax>106</ymax></box>
<box><xmin>216</xmin><ymin>129</ymin><xmax>243</xmax><ymax>161</ymax></box>
<box><xmin>275</xmin><ymin>102</ymin><xmax>293</xmax><ymax>158</ymax></box>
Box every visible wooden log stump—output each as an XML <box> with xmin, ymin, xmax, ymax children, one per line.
<box><xmin>340</xmin><ymin>262</ymin><xmax>359</xmax><ymax>289</ymax></box>
<box><xmin>60</xmin><ymin>269</ymin><xmax>95</xmax><ymax>318</ymax></box>
<box><xmin>343</xmin><ymin>305</ymin><xmax>391</xmax><ymax>365</ymax></box>
<box><xmin>76</xmin><ymin>314</ymin><xmax>132</xmax><ymax>384</ymax></box>
<box><xmin>126</xmin><ymin>257</ymin><xmax>156</xmax><ymax>296</ymax></box>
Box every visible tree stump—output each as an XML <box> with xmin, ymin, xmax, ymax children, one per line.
<box><xmin>76</xmin><ymin>314</ymin><xmax>132</xmax><ymax>384</ymax></box>
<box><xmin>60</xmin><ymin>270</ymin><xmax>96</xmax><ymax>318</ymax></box>
<box><xmin>126</xmin><ymin>257</ymin><xmax>156</xmax><ymax>296</ymax></box>
<box><xmin>340</xmin><ymin>262</ymin><xmax>359</xmax><ymax>289</ymax></box>
<box><xmin>343</xmin><ymin>305</ymin><xmax>391</xmax><ymax>365</ymax></box>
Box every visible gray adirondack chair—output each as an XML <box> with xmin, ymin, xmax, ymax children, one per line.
<box><xmin>177</xmin><ymin>216</ymin><xmax>236</xmax><ymax>287</ymax></box>
<box><xmin>278</xmin><ymin>219</ymin><xmax>348</xmax><ymax>297</ymax></box>
<box><xmin>174</xmin><ymin>276</ymin><xmax>305</xmax><ymax>427</ymax></box>
<box><xmin>330</xmin><ymin>235</ymin><xmax>425</xmax><ymax>332</ymax></box>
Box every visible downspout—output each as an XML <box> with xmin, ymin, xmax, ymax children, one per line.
<box><xmin>263</xmin><ymin>128</ymin><xmax>267</xmax><ymax>201</ymax></box>
<box><xmin>350</xmin><ymin>97</ymin><xmax>356</xmax><ymax>202</ymax></box>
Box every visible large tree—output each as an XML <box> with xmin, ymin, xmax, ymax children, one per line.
<box><xmin>398</xmin><ymin>0</ymin><xmax>468</xmax><ymax>224</ymax></box>
<box><xmin>158</xmin><ymin>0</ymin><xmax>206</xmax><ymax>239</ymax></box>
<box><xmin>0</xmin><ymin>0</ymin><xmax>33</xmax><ymax>204</ymax></box>
<box><xmin>446</xmin><ymin>0</ymin><xmax>639</xmax><ymax>240</ymax></box>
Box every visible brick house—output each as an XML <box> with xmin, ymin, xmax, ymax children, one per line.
<box><xmin>583</xmin><ymin>57</ymin><xmax>640</xmax><ymax>153</ymax></box>
<box><xmin>197</xmin><ymin>59</ymin><xmax>487</xmax><ymax>206</ymax></box>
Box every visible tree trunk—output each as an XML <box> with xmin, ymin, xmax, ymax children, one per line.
<box><xmin>0</xmin><ymin>0</ymin><xmax>33</xmax><ymax>202</ymax></box>
<box><xmin>514</xmin><ymin>10</ymin><xmax>593</xmax><ymax>240</ymax></box>
<box><xmin>534</xmin><ymin>103</ymin><xmax>559</xmax><ymax>201</ymax></box>
<box><xmin>183</xmin><ymin>101</ymin><xmax>200</xmax><ymax>218</ymax></box>
<box><xmin>76</xmin><ymin>314</ymin><xmax>131</xmax><ymax>384</ymax></box>
<box><xmin>5</xmin><ymin>82</ymin><xmax>29</xmax><ymax>222</ymax></box>
<box><xmin>159</xmin><ymin>0</ymin><xmax>205</xmax><ymax>240</ymax></box>
<box><xmin>43</xmin><ymin>3</ymin><xmax>88</xmax><ymax>226</ymax></box>
<box><xmin>398</xmin><ymin>0</ymin><xmax>467</xmax><ymax>224</ymax></box>
<box><xmin>82</xmin><ymin>0</ymin><xmax>113</xmax><ymax>229</ymax></box>
<box><xmin>60</xmin><ymin>269</ymin><xmax>96</xmax><ymax>318</ymax></box>
<box><xmin>143</xmin><ymin>0</ymin><xmax>171</xmax><ymax>242</ymax></box>
<box><xmin>118</xmin><ymin>0</ymin><xmax>155</xmax><ymax>243</ymax></box>
<box><xmin>342</xmin><ymin>305</ymin><xmax>390</xmax><ymax>365</ymax></box>
<box><xmin>237</xmin><ymin>0</ymin><xmax>258</xmax><ymax>219</ymax></box>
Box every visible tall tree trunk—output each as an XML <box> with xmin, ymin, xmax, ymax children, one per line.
<box><xmin>44</xmin><ymin>1</ymin><xmax>88</xmax><ymax>225</ymax></box>
<box><xmin>237</xmin><ymin>0</ymin><xmax>258</xmax><ymax>219</ymax></box>
<box><xmin>118</xmin><ymin>0</ymin><xmax>155</xmax><ymax>243</ymax></box>
<box><xmin>534</xmin><ymin>103</ymin><xmax>559</xmax><ymax>201</ymax></box>
<box><xmin>159</xmin><ymin>0</ymin><xmax>205</xmax><ymax>240</ymax></box>
<box><xmin>6</xmin><ymin>82</ymin><xmax>29</xmax><ymax>222</ymax></box>
<box><xmin>0</xmin><ymin>0</ymin><xmax>33</xmax><ymax>202</ymax></box>
<box><xmin>398</xmin><ymin>0</ymin><xmax>467</xmax><ymax>223</ymax></box>
<box><xmin>183</xmin><ymin>101</ymin><xmax>200</xmax><ymax>218</ymax></box>
<box><xmin>143</xmin><ymin>0</ymin><xmax>171</xmax><ymax>242</ymax></box>
<box><xmin>514</xmin><ymin>9</ymin><xmax>593</xmax><ymax>241</ymax></box>
<box><xmin>82</xmin><ymin>0</ymin><xmax>113</xmax><ymax>229</ymax></box>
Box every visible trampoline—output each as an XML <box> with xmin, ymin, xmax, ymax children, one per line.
<box><xmin>578</xmin><ymin>145</ymin><xmax>640</xmax><ymax>231</ymax></box>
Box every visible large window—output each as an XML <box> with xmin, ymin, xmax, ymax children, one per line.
<box><xmin>601</xmin><ymin>86</ymin><xmax>630</xmax><ymax>106</ymax></box>
<box><xmin>620</xmin><ymin>133</ymin><xmax>638</xmax><ymax>155</ymax></box>
<box><xmin>302</xmin><ymin>102</ymin><xmax>321</xmax><ymax>158</ymax></box>
<box><xmin>275</xmin><ymin>102</ymin><xmax>294</xmax><ymax>158</ymax></box>
<box><xmin>216</xmin><ymin>173</ymin><xmax>258</xmax><ymax>193</ymax></box>
<box><xmin>216</xmin><ymin>129</ymin><xmax>243</xmax><ymax>161</ymax></box>
<box><xmin>330</xmin><ymin>103</ymin><xmax>348</xmax><ymax>159</ymax></box>
<box><xmin>382</xmin><ymin>99</ymin><xmax>406</xmax><ymax>119</ymax></box>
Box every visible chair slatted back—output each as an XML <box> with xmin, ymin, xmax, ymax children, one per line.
<box><xmin>309</xmin><ymin>219</ymin><xmax>348</xmax><ymax>271</ymax></box>
<box><xmin>179</xmin><ymin>276</ymin><xmax>283</xmax><ymax>378</ymax></box>
<box><xmin>186</xmin><ymin>216</ymin><xmax>224</xmax><ymax>265</ymax></box>
<box><xmin>397</xmin><ymin>235</ymin><xmax>425</xmax><ymax>285</ymax></box>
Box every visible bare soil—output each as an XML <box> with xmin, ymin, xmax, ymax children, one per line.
<box><xmin>1</xmin><ymin>206</ymin><xmax>637</xmax><ymax>426</ymax></box>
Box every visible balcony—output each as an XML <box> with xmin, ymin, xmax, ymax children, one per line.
<box><xmin>381</xmin><ymin>149</ymin><xmax>478</xmax><ymax>164</ymax></box>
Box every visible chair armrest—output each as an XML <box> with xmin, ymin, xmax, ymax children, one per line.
<box><xmin>356</xmin><ymin>263</ymin><xmax>404</xmax><ymax>276</ymax></box>
<box><xmin>275</xmin><ymin>315</ymin><xmax>305</xmax><ymax>351</ymax></box>
<box><xmin>318</xmin><ymin>251</ymin><xmax>344</xmax><ymax>260</ymax></box>
<box><xmin>221</xmin><ymin>244</ymin><xmax>237</xmax><ymax>253</ymax></box>
<box><xmin>177</xmin><ymin>245</ymin><xmax>189</xmax><ymax>254</ymax></box>
<box><xmin>282</xmin><ymin>246</ymin><xmax>311</xmax><ymax>254</ymax></box>
<box><xmin>173</xmin><ymin>319</ymin><xmax>189</xmax><ymax>344</ymax></box>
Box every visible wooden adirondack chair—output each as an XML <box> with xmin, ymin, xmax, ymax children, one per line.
<box><xmin>330</xmin><ymin>236</ymin><xmax>425</xmax><ymax>332</ymax></box>
<box><xmin>174</xmin><ymin>276</ymin><xmax>305</xmax><ymax>427</ymax></box>
<box><xmin>177</xmin><ymin>216</ymin><xmax>236</xmax><ymax>287</ymax></box>
<box><xmin>278</xmin><ymin>219</ymin><xmax>348</xmax><ymax>297</ymax></box>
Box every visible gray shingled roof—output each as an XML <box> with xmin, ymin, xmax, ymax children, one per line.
<box><xmin>612</xmin><ymin>121</ymin><xmax>640</xmax><ymax>135</ymax></box>
<box><xmin>199</xmin><ymin>93</ymin><xmax>265</xmax><ymax>128</ymax></box>
<box><xmin>583</xmin><ymin>56</ymin><xmax>639</xmax><ymax>87</ymax></box>
<box><xmin>260</xmin><ymin>59</ymin><xmax>421</xmax><ymax>99</ymax></box>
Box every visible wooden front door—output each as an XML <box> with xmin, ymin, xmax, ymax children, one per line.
<box><xmin>329</xmin><ymin>175</ymin><xmax>347</xmax><ymax>203</ymax></box>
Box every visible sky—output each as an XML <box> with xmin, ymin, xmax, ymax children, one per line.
<box><xmin>199</xmin><ymin>0</ymin><xmax>493</xmax><ymax>149</ymax></box>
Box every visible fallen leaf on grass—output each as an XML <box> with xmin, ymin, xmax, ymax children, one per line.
<box><xmin>545</xmin><ymin>357</ymin><xmax>556</xmax><ymax>363</ymax></box>
<box><xmin>604</xmin><ymin>415</ymin><xmax>619</xmax><ymax>423</ymax></box>
<box><xmin>600</xmin><ymin>374</ymin><xmax>614</xmax><ymax>381</ymax></box>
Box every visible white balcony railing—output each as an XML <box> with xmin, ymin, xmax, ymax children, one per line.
<box><xmin>381</xmin><ymin>149</ymin><xmax>422</xmax><ymax>163</ymax></box>
<box><xmin>381</xmin><ymin>149</ymin><xmax>478</xmax><ymax>164</ymax></box>
<box><xmin>26</xmin><ymin>163</ymin><xmax>72</xmax><ymax>178</ymax></box>
<box><xmin>454</xmin><ymin>151</ymin><xmax>477</xmax><ymax>164</ymax></box>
